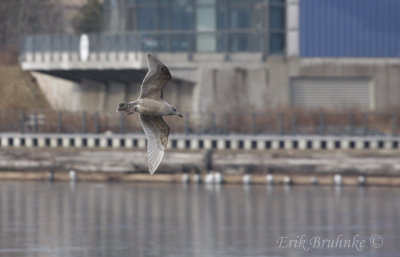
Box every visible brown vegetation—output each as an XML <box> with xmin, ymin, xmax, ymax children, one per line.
<box><xmin>0</xmin><ymin>66</ymin><xmax>50</xmax><ymax>110</ymax></box>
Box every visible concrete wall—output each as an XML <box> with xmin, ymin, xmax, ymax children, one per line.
<box><xmin>295</xmin><ymin>59</ymin><xmax>400</xmax><ymax>111</ymax></box>
<box><xmin>31</xmin><ymin>72</ymin><xmax>81</xmax><ymax>111</ymax></box>
<box><xmin>30</xmin><ymin>55</ymin><xmax>400</xmax><ymax>114</ymax></box>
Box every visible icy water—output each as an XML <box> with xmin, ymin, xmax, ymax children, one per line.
<box><xmin>0</xmin><ymin>182</ymin><xmax>399</xmax><ymax>257</ymax></box>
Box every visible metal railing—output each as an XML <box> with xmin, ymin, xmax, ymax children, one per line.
<box><xmin>19</xmin><ymin>30</ymin><xmax>278</xmax><ymax>58</ymax></box>
<box><xmin>0</xmin><ymin>110</ymin><xmax>399</xmax><ymax>136</ymax></box>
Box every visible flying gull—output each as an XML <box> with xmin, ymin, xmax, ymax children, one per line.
<box><xmin>117</xmin><ymin>53</ymin><xmax>183</xmax><ymax>174</ymax></box>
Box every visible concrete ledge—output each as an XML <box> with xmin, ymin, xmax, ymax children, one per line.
<box><xmin>1</xmin><ymin>171</ymin><xmax>400</xmax><ymax>186</ymax></box>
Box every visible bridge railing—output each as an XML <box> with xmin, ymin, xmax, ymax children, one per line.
<box><xmin>20</xmin><ymin>30</ymin><xmax>272</xmax><ymax>60</ymax></box>
<box><xmin>0</xmin><ymin>110</ymin><xmax>398</xmax><ymax>136</ymax></box>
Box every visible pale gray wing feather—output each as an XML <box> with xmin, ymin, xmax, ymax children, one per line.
<box><xmin>140</xmin><ymin>114</ymin><xmax>170</xmax><ymax>174</ymax></box>
<box><xmin>140</xmin><ymin>53</ymin><xmax>171</xmax><ymax>100</ymax></box>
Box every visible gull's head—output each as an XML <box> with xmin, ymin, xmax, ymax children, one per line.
<box><xmin>171</xmin><ymin>107</ymin><xmax>183</xmax><ymax>118</ymax></box>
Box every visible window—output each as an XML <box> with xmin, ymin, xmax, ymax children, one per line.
<box><xmin>230</xmin><ymin>7</ymin><xmax>250</xmax><ymax>29</ymax></box>
<box><xmin>137</xmin><ymin>7</ymin><xmax>157</xmax><ymax>30</ymax></box>
<box><xmin>171</xmin><ymin>7</ymin><xmax>193</xmax><ymax>30</ymax></box>
<box><xmin>269</xmin><ymin>6</ymin><xmax>285</xmax><ymax>30</ymax></box>
<box><xmin>230</xmin><ymin>33</ymin><xmax>249</xmax><ymax>52</ymax></box>
<box><xmin>269</xmin><ymin>0</ymin><xmax>285</xmax><ymax>54</ymax></box>
<box><xmin>269</xmin><ymin>33</ymin><xmax>285</xmax><ymax>54</ymax></box>
<box><xmin>137</xmin><ymin>0</ymin><xmax>157</xmax><ymax>5</ymax></box>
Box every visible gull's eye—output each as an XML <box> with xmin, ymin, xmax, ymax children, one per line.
<box><xmin>173</xmin><ymin>108</ymin><xmax>176</xmax><ymax>112</ymax></box>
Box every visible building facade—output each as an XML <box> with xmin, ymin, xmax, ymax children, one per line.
<box><xmin>103</xmin><ymin>0</ymin><xmax>285</xmax><ymax>54</ymax></box>
<box><xmin>19</xmin><ymin>0</ymin><xmax>400</xmax><ymax>114</ymax></box>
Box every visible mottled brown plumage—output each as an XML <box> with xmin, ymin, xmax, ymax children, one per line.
<box><xmin>117</xmin><ymin>53</ymin><xmax>182</xmax><ymax>174</ymax></box>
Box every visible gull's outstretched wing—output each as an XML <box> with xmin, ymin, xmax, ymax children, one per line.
<box><xmin>140</xmin><ymin>53</ymin><xmax>172</xmax><ymax>100</ymax></box>
<box><xmin>140</xmin><ymin>114</ymin><xmax>170</xmax><ymax>174</ymax></box>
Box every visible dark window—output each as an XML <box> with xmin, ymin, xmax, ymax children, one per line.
<box><xmin>158</xmin><ymin>8</ymin><xmax>169</xmax><ymax>30</ymax></box>
<box><xmin>126</xmin><ymin>7</ymin><xmax>136</xmax><ymax>30</ymax></box>
<box><xmin>171</xmin><ymin>34</ymin><xmax>191</xmax><ymax>52</ymax></box>
<box><xmin>217</xmin><ymin>7</ymin><xmax>229</xmax><ymax>30</ymax></box>
<box><xmin>292</xmin><ymin>141</ymin><xmax>298</xmax><ymax>149</ymax></box>
<box><xmin>269</xmin><ymin>33</ymin><xmax>285</xmax><ymax>54</ymax></box>
<box><xmin>172</xmin><ymin>0</ymin><xmax>192</xmax><ymax>4</ymax></box>
<box><xmin>138</xmin><ymin>7</ymin><xmax>157</xmax><ymax>30</ymax></box>
<box><xmin>120</xmin><ymin>139</ymin><xmax>125</xmax><ymax>147</ymax></box>
<box><xmin>45</xmin><ymin>138</ymin><xmax>50</xmax><ymax>147</ymax></box>
<box><xmin>269</xmin><ymin>6</ymin><xmax>285</xmax><ymax>29</ymax></box>
<box><xmin>269</xmin><ymin>1</ymin><xmax>285</xmax><ymax>54</ymax></box>
<box><xmin>230</xmin><ymin>33</ymin><xmax>249</xmax><ymax>52</ymax></box>
<box><xmin>225</xmin><ymin>140</ymin><xmax>231</xmax><ymax>149</ymax></box>
<box><xmin>137</xmin><ymin>0</ymin><xmax>157</xmax><ymax>5</ymax></box>
<box><xmin>230</xmin><ymin>7</ymin><xmax>250</xmax><ymax>29</ymax></box>
<box><xmin>171</xmin><ymin>7</ymin><xmax>193</xmax><ymax>30</ymax></box>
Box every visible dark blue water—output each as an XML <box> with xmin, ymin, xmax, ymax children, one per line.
<box><xmin>0</xmin><ymin>182</ymin><xmax>398</xmax><ymax>257</ymax></box>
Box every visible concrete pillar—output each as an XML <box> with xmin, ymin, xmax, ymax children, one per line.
<box><xmin>79</xmin><ymin>79</ymin><xmax>106</xmax><ymax>112</ymax></box>
<box><xmin>190</xmin><ymin>139</ymin><xmax>199</xmax><ymax>150</ymax></box>
<box><xmin>127</xmin><ymin>81</ymin><xmax>142</xmax><ymax>101</ymax></box>
<box><xmin>38</xmin><ymin>138</ymin><xmax>45</xmax><ymax>147</ymax></box>
<box><xmin>104</xmin><ymin>81</ymin><xmax>126</xmax><ymax>112</ymax></box>
<box><xmin>50</xmin><ymin>138</ymin><xmax>58</xmax><ymax>147</ymax></box>
<box><xmin>177</xmin><ymin>139</ymin><xmax>185</xmax><ymax>149</ymax></box>
<box><xmin>112</xmin><ymin>138</ymin><xmax>120</xmax><ymax>148</ymax></box>
<box><xmin>286</xmin><ymin>0</ymin><xmax>299</xmax><ymax>57</ymax></box>
<box><xmin>87</xmin><ymin>138</ymin><xmax>95</xmax><ymax>148</ymax></box>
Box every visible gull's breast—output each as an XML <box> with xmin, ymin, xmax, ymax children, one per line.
<box><xmin>137</xmin><ymin>99</ymin><xmax>169</xmax><ymax>116</ymax></box>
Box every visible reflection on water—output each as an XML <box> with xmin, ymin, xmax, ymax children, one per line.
<box><xmin>0</xmin><ymin>182</ymin><xmax>399</xmax><ymax>257</ymax></box>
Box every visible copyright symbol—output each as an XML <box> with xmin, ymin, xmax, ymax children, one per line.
<box><xmin>370</xmin><ymin>234</ymin><xmax>383</xmax><ymax>248</ymax></box>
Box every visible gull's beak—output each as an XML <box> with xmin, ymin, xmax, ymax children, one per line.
<box><xmin>178</xmin><ymin>113</ymin><xmax>183</xmax><ymax>118</ymax></box>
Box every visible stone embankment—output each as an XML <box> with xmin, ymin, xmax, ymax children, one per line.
<box><xmin>0</xmin><ymin>147</ymin><xmax>400</xmax><ymax>185</ymax></box>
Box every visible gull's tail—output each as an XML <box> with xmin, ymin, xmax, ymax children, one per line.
<box><xmin>116</xmin><ymin>102</ymin><xmax>135</xmax><ymax>116</ymax></box>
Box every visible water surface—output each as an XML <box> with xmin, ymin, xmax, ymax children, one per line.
<box><xmin>0</xmin><ymin>182</ymin><xmax>398</xmax><ymax>257</ymax></box>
